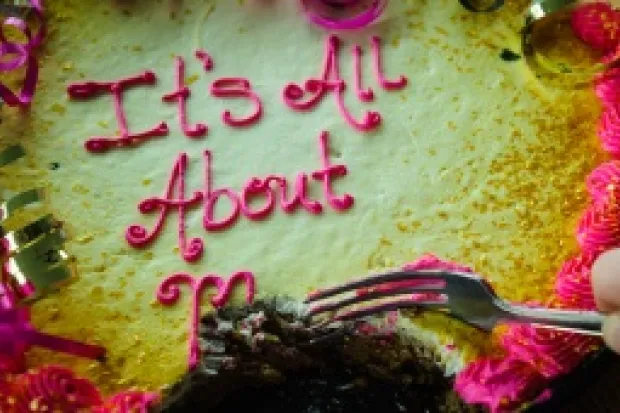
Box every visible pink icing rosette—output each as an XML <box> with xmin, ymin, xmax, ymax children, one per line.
<box><xmin>595</xmin><ymin>68</ymin><xmax>620</xmax><ymax>107</ymax></box>
<box><xmin>94</xmin><ymin>390</ymin><xmax>160</xmax><ymax>413</ymax></box>
<box><xmin>586</xmin><ymin>160</ymin><xmax>620</xmax><ymax>206</ymax></box>
<box><xmin>455</xmin><ymin>356</ymin><xmax>546</xmax><ymax>413</ymax></box>
<box><xmin>11</xmin><ymin>366</ymin><xmax>103</xmax><ymax>412</ymax></box>
<box><xmin>572</xmin><ymin>2</ymin><xmax>620</xmax><ymax>62</ymax></box>
<box><xmin>501</xmin><ymin>324</ymin><xmax>598</xmax><ymax>378</ymax></box>
<box><xmin>598</xmin><ymin>104</ymin><xmax>620</xmax><ymax>158</ymax></box>
<box><xmin>576</xmin><ymin>202</ymin><xmax>620</xmax><ymax>253</ymax></box>
<box><xmin>555</xmin><ymin>252</ymin><xmax>598</xmax><ymax>310</ymax></box>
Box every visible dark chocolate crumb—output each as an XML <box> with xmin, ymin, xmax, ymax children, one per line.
<box><xmin>49</xmin><ymin>162</ymin><xmax>60</xmax><ymax>170</ymax></box>
<box><xmin>157</xmin><ymin>299</ymin><xmax>479</xmax><ymax>413</ymax></box>
<box><xmin>500</xmin><ymin>48</ymin><xmax>521</xmax><ymax>62</ymax></box>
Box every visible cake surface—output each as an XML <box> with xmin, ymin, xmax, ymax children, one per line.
<box><xmin>0</xmin><ymin>0</ymin><xmax>606</xmax><ymax>409</ymax></box>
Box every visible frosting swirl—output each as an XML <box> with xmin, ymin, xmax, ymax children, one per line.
<box><xmin>598</xmin><ymin>104</ymin><xmax>620</xmax><ymax>158</ymax></box>
<box><xmin>576</xmin><ymin>203</ymin><xmax>620</xmax><ymax>253</ymax></box>
<box><xmin>572</xmin><ymin>2</ymin><xmax>620</xmax><ymax>61</ymax></box>
<box><xmin>12</xmin><ymin>366</ymin><xmax>102</xmax><ymax>412</ymax></box>
<box><xmin>455</xmin><ymin>356</ymin><xmax>545</xmax><ymax>413</ymax></box>
<box><xmin>595</xmin><ymin>68</ymin><xmax>620</xmax><ymax>107</ymax></box>
<box><xmin>555</xmin><ymin>253</ymin><xmax>597</xmax><ymax>310</ymax></box>
<box><xmin>501</xmin><ymin>325</ymin><xmax>598</xmax><ymax>378</ymax></box>
<box><xmin>95</xmin><ymin>391</ymin><xmax>159</xmax><ymax>413</ymax></box>
<box><xmin>586</xmin><ymin>160</ymin><xmax>620</xmax><ymax>206</ymax></box>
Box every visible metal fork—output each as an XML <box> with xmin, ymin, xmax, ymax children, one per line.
<box><xmin>305</xmin><ymin>270</ymin><xmax>604</xmax><ymax>335</ymax></box>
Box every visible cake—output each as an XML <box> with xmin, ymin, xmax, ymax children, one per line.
<box><xmin>0</xmin><ymin>0</ymin><xmax>617</xmax><ymax>412</ymax></box>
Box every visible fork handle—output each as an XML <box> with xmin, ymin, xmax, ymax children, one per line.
<box><xmin>504</xmin><ymin>305</ymin><xmax>604</xmax><ymax>336</ymax></box>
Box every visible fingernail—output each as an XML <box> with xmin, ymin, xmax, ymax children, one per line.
<box><xmin>603</xmin><ymin>313</ymin><xmax>620</xmax><ymax>353</ymax></box>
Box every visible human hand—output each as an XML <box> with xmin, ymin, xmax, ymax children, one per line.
<box><xmin>593</xmin><ymin>249</ymin><xmax>620</xmax><ymax>353</ymax></box>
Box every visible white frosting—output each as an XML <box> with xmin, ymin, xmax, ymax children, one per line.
<box><xmin>0</xmin><ymin>0</ymin><xmax>600</xmax><ymax>392</ymax></box>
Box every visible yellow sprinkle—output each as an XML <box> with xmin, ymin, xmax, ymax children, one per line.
<box><xmin>186</xmin><ymin>74</ymin><xmax>200</xmax><ymax>85</ymax></box>
<box><xmin>71</xmin><ymin>183</ymin><xmax>90</xmax><ymax>195</ymax></box>
<box><xmin>50</xmin><ymin>103</ymin><xmax>66</xmax><ymax>115</ymax></box>
<box><xmin>76</xmin><ymin>234</ymin><xmax>94</xmax><ymax>244</ymax></box>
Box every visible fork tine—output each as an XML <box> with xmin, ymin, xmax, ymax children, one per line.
<box><xmin>305</xmin><ymin>270</ymin><xmax>450</xmax><ymax>304</ymax></box>
<box><xmin>306</xmin><ymin>285</ymin><xmax>445</xmax><ymax>317</ymax></box>
<box><xmin>333</xmin><ymin>298</ymin><xmax>448</xmax><ymax>322</ymax></box>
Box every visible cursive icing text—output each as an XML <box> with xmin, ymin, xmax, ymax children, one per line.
<box><xmin>126</xmin><ymin>131</ymin><xmax>353</xmax><ymax>255</ymax></box>
<box><xmin>210</xmin><ymin>77</ymin><xmax>263</xmax><ymax>127</ymax></box>
<box><xmin>156</xmin><ymin>271</ymin><xmax>255</xmax><ymax>369</ymax></box>
<box><xmin>283</xmin><ymin>35</ymin><xmax>408</xmax><ymax>132</ymax></box>
<box><xmin>67</xmin><ymin>71</ymin><xmax>170</xmax><ymax>153</ymax></box>
<box><xmin>163</xmin><ymin>57</ymin><xmax>209</xmax><ymax>138</ymax></box>
<box><xmin>126</xmin><ymin>153</ymin><xmax>204</xmax><ymax>263</ymax></box>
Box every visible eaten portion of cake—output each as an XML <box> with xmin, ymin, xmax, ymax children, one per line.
<box><xmin>0</xmin><ymin>0</ymin><xmax>616</xmax><ymax>411</ymax></box>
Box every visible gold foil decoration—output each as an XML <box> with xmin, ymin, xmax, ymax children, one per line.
<box><xmin>0</xmin><ymin>145</ymin><xmax>73</xmax><ymax>301</ymax></box>
<box><xmin>0</xmin><ymin>145</ymin><xmax>25</xmax><ymax>168</ymax></box>
<box><xmin>0</xmin><ymin>189</ymin><xmax>43</xmax><ymax>221</ymax></box>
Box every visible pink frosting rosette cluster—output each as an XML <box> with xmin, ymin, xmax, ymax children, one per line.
<box><xmin>0</xmin><ymin>364</ymin><xmax>158</xmax><ymax>413</ymax></box>
<box><xmin>454</xmin><ymin>4</ymin><xmax>620</xmax><ymax>412</ymax></box>
<box><xmin>572</xmin><ymin>2</ymin><xmax>620</xmax><ymax>63</ymax></box>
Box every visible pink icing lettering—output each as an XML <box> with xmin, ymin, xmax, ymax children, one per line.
<box><xmin>203</xmin><ymin>150</ymin><xmax>242</xmax><ymax>231</ymax></box>
<box><xmin>241</xmin><ymin>178</ymin><xmax>276</xmax><ymax>220</ymax></box>
<box><xmin>266</xmin><ymin>174</ymin><xmax>323</xmax><ymax>214</ymax></box>
<box><xmin>370</xmin><ymin>36</ymin><xmax>408</xmax><ymax>90</ymax></box>
<box><xmin>127</xmin><ymin>131</ymin><xmax>349</xmax><ymax>256</ymax></box>
<box><xmin>156</xmin><ymin>271</ymin><xmax>255</xmax><ymax>369</ymax></box>
<box><xmin>353</xmin><ymin>45</ymin><xmax>375</xmax><ymax>102</ymax></box>
<box><xmin>195</xmin><ymin>49</ymin><xmax>214</xmax><ymax>71</ymax></box>
<box><xmin>210</xmin><ymin>77</ymin><xmax>263</xmax><ymax>127</ymax></box>
<box><xmin>311</xmin><ymin>131</ymin><xmax>354</xmax><ymax>211</ymax></box>
<box><xmin>283</xmin><ymin>35</ymin><xmax>381</xmax><ymax>132</ymax></box>
<box><xmin>67</xmin><ymin>71</ymin><xmax>169</xmax><ymax>153</ymax></box>
<box><xmin>162</xmin><ymin>57</ymin><xmax>208</xmax><ymax>138</ymax></box>
<box><xmin>126</xmin><ymin>153</ymin><xmax>204</xmax><ymax>263</ymax></box>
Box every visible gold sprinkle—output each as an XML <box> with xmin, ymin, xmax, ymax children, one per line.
<box><xmin>76</xmin><ymin>234</ymin><xmax>94</xmax><ymax>244</ymax></box>
<box><xmin>50</xmin><ymin>103</ymin><xmax>66</xmax><ymax>115</ymax></box>
<box><xmin>186</xmin><ymin>74</ymin><xmax>200</xmax><ymax>85</ymax></box>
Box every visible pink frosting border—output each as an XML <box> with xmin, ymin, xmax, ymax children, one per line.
<box><xmin>456</xmin><ymin>4</ymin><xmax>620</xmax><ymax>412</ymax></box>
<box><xmin>2</xmin><ymin>2</ymin><xmax>619</xmax><ymax>412</ymax></box>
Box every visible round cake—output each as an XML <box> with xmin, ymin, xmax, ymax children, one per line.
<box><xmin>0</xmin><ymin>0</ymin><xmax>617</xmax><ymax>412</ymax></box>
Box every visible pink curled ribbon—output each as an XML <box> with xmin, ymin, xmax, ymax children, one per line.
<box><xmin>0</xmin><ymin>0</ymin><xmax>46</xmax><ymax>107</ymax></box>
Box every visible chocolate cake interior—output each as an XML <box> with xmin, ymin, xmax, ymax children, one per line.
<box><xmin>158</xmin><ymin>299</ymin><xmax>478</xmax><ymax>413</ymax></box>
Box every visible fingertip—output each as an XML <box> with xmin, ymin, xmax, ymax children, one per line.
<box><xmin>603</xmin><ymin>313</ymin><xmax>620</xmax><ymax>354</ymax></box>
<box><xmin>592</xmin><ymin>249</ymin><xmax>620</xmax><ymax>312</ymax></box>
